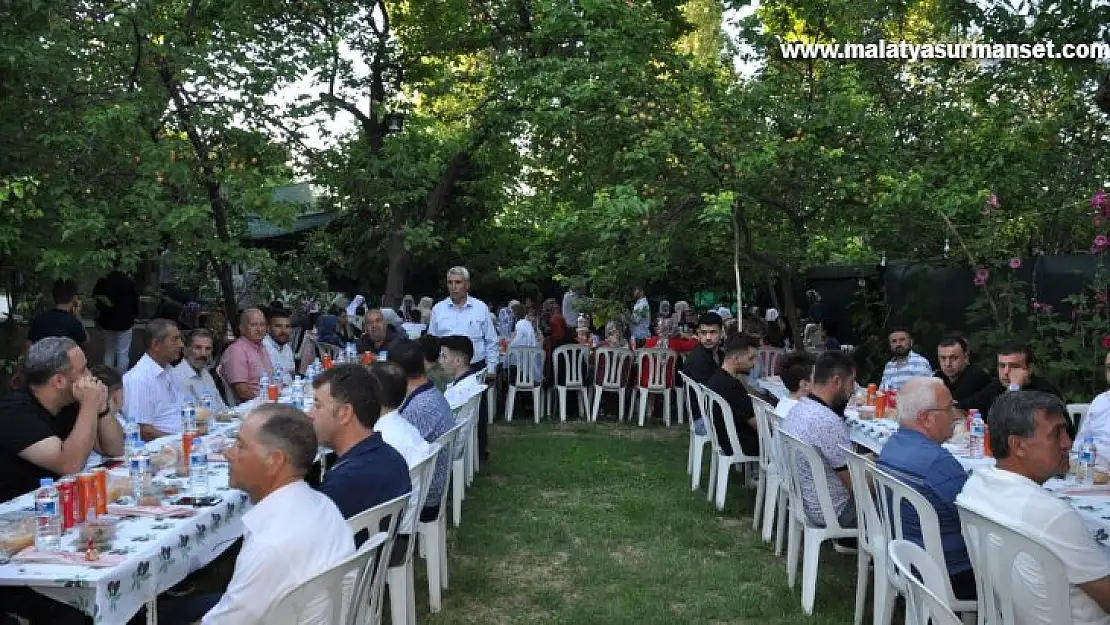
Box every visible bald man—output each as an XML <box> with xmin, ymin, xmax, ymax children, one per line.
<box><xmin>219</xmin><ymin>308</ymin><xmax>273</xmax><ymax>402</ymax></box>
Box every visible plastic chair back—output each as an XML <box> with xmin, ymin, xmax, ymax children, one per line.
<box><xmin>507</xmin><ymin>346</ymin><xmax>544</xmax><ymax>389</ymax></box>
<box><xmin>553</xmin><ymin>344</ymin><xmax>590</xmax><ymax>389</ymax></box>
<box><xmin>702</xmin><ymin>385</ymin><xmax>756</xmax><ymax>461</ymax></box>
<box><xmin>637</xmin><ymin>348</ymin><xmax>675</xmax><ymax>391</ymax></box>
<box><xmin>262</xmin><ymin>532</ymin><xmax>386</xmax><ymax>625</ymax></box>
<box><xmin>778</xmin><ymin>430</ymin><xmax>851</xmax><ymax>532</ymax></box>
<box><xmin>678</xmin><ymin>370</ymin><xmax>705</xmax><ymax>430</ymax></box>
<box><xmin>429</xmin><ymin>422</ymin><xmax>463</xmax><ymax>512</ymax></box>
<box><xmin>957</xmin><ymin>502</ymin><xmax>1074</xmax><ymax>625</ymax></box>
<box><xmin>347</xmin><ymin>494</ymin><xmax>408</xmax><ymax>625</ymax></box>
<box><xmin>1066</xmin><ymin>402</ymin><xmax>1090</xmax><ymax>430</ymax></box>
<box><xmin>887</xmin><ymin>540</ymin><xmax>963</xmax><ymax>625</ymax></box>
<box><xmin>595</xmin><ymin>347</ymin><xmax>634</xmax><ymax>390</ymax></box>
<box><xmin>757</xmin><ymin>347</ymin><xmax>786</xmax><ymax>379</ymax></box>
<box><xmin>752</xmin><ymin>396</ymin><xmax>775</xmax><ymax>474</ymax></box>
<box><xmin>842</xmin><ymin>448</ymin><xmax>885</xmax><ymax>563</ymax></box>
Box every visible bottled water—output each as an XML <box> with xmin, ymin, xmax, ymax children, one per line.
<box><xmin>968</xmin><ymin>410</ymin><xmax>985</xmax><ymax>459</ymax></box>
<box><xmin>258</xmin><ymin>375</ymin><xmax>270</xmax><ymax>400</ymax></box>
<box><xmin>34</xmin><ymin>478</ymin><xmax>61</xmax><ymax>551</ymax></box>
<box><xmin>273</xmin><ymin>366</ymin><xmax>285</xmax><ymax>390</ymax></box>
<box><xmin>1078</xmin><ymin>436</ymin><xmax>1098</xmax><ymax>485</ymax></box>
<box><xmin>189</xmin><ymin>437</ymin><xmax>209</xmax><ymax>496</ymax></box>
<box><xmin>345</xmin><ymin>342</ymin><xmax>357</xmax><ymax>360</ymax></box>
<box><xmin>130</xmin><ymin>448</ymin><xmax>152</xmax><ymax>501</ymax></box>
<box><xmin>291</xmin><ymin>382</ymin><xmax>305</xmax><ymax>410</ymax></box>
<box><xmin>200</xmin><ymin>393</ymin><xmax>214</xmax><ymax>411</ymax></box>
<box><xmin>123</xmin><ymin>414</ymin><xmax>142</xmax><ymax>462</ymax></box>
<box><xmin>378</xmin><ymin>350</ymin><xmax>388</xmax><ymax>362</ymax></box>
<box><xmin>181</xmin><ymin>403</ymin><xmax>197</xmax><ymax>435</ymax></box>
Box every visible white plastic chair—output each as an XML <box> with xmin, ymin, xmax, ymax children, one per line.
<box><xmin>318</xmin><ymin>341</ymin><xmax>344</xmax><ymax>359</ymax></box>
<box><xmin>386</xmin><ymin>446</ymin><xmax>440</xmax><ymax>625</ymax></box>
<box><xmin>505</xmin><ymin>346</ymin><xmax>546</xmax><ymax>423</ymax></box>
<box><xmin>348</xmin><ymin>494</ymin><xmax>409</xmax><ymax>625</ymax></box>
<box><xmin>552</xmin><ymin>344</ymin><xmax>591</xmax><ymax>422</ymax></box>
<box><xmin>701</xmin><ymin>386</ymin><xmax>761</xmax><ymax>511</ymax></box>
<box><xmin>870</xmin><ymin>466</ymin><xmax>978</xmax><ymax>620</ymax></box>
<box><xmin>451</xmin><ymin>411</ymin><xmax>476</xmax><ymax>528</ymax></box>
<box><xmin>261</xmin><ymin>532</ymin><xmax>386</xmax><ymax>625</ymax></box>
<box><xmin>590</xmin><ymin>347</ymin><xmax>634</xmax><ymax>422</ymax></box>
<box><xmin>756</xmin><ymin>347</ymin><xmax>786</xmax><ymax>380</ymax></box>
<box><xmin>768</xmin><ymin>412</ymin><xmax>790</xmax><ymax>556</ymax></box>
<box><xmin>635</xmin><ymin>348</ymin><xmax>678</xmax><ymax>427</ymax></box>
<box><xmin>453</xmin><ymin>390</ymin><xmax>483</xmax><ymax>513</ymax></box>
<box><xmin>418</xmin><ymin>423</ymin><xmax>463</xmax><ymax>613</ymax></box>
<box><xmin>677</xmin><ymin>371</ymin><xmax>712</xmax><ymax>491</ymax></box>
<box><xmin>751</xmin><ymin>396</ymin><xmax>775</xmax><ymax>533</ymax></box>
<box><xmin>778</xmin><ymin>430</ymin><xmax>859</xmax><ymax>614</ymax></box>
<box><xmin>843</xmin><ymin>448</ymin><xmax>895</xmax><ymax>625</ymax></box>
<box><xmin>1067</xmin><ymin>402</ymin><xmax>1090</xmax><ymax>431</ymax></box>
<box><xmin>755</xmin><ymin>399</ymin><xmax>787</xmax><ymax>551</ymax></box>
<box><xmin>888</xmin><ymin>539</ymin><xmax>963</xmax><ymax>625</ymax></box>
<box><xmin>957</xmin><ymin>502</ymin><xmax>1073</xmax><ymax>625</ymax></box>
<box><xmin>215</xmin><ymin>364</ymin><xmax>239</xmax><ymax>408</ymax></box>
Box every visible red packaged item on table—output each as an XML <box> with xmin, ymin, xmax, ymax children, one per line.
<box><xmin>57</xmin><ymin>477</ymin><xmax>77</xmax><ymax>530</ymax></box>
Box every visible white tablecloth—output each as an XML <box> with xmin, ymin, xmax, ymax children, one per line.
<box><xmin>845</xmin><ymin>415</ymin><xmax>996</xmax><ymax>473</ymax></box>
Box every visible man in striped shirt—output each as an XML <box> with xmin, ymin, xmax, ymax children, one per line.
<box><xmin>879</xmin><ymin>327</ymin><xmax>933</xmax><ymax>391</ymax></box>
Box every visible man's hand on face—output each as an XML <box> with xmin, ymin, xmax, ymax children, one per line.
<box><xmin>74</xmin><ymin>376</ymin><xmax>108</xmax><ymax>412</ymax></box>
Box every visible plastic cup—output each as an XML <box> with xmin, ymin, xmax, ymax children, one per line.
<box><xmin>874</xmin><ymin>393</ymin><xmax>889</xmax><ymax>419</ymax></box>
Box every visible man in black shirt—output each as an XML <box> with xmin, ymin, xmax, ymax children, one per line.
<box><xmin>705</xmin><ymin>333</ymin><xmax>762</xmax><ymax>457</ymax></box>
<box><xmin>973</xmin><ymin>342</ymin><xmax>1063</xmax><ymax>415</ymax></box>
<box><xmin>935</xmin><ymin>334</ymin><xmax>994</xmax><ymax>412</ymax></box>
<box><xmin>683</xmin><ymin>312</ymin><xmax>725</xmax><ymax>384</ymax></box>
<box><xmin>0</xmin><ymin>336</ymin><xmax>118</xmax><ymax>503</ymax></box>
<box><xmin>26</xmin><ymin>279</ymin><xmax>88</xmax><ymax>347</ymax></box>
<box><xmin>93</xmin><ymin>269</ymin><xmax>140</xmax><ymax>371</ymax></box>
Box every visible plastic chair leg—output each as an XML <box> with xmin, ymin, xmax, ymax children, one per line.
<box><xmin>775</xmin><ymin>495</ymin><xmax>788</xmax><ymax>556</ymax></box>
<box><xmin>637</xmin><ymin>389</ymin><xmax>648</xmax><ymax>426</ymax></box>
<box><xmin>591</xmin><ymin>387</ymin><xmax>602</xmax><ymax>422</ymax></box>
<box><xmin>505</xmin><ymin>387</ymin><xmax>517</xmax><ymax>423</ymax></box>
<box><xmin>487</xmin><ymin>386</ymin><xmax>497</xmax><ymax>425</ymax></box>
<box><xmin>853</xmin><ymin>547</ymin><xmax>870</xmax><ymax>625</ymax></box>
<box><xmin>558</xmin><ymin>388</ymin><xmax>568</xmax><ymax>422</ymax></box>
<box><xmin>533</xmin><ymin>389</ymin><xmax>543</xmax><ymax>424</ymax></box>
<box><xmin>676</xmin><ymin>389</ymin><xmax>684</xmax><ymax>424</ymax></box>
<box><xmin>425</xmin><ymin>522</ymin><xmax>443</xmax><ymax>612</ymax></box>
<box><xmin>663</xmin><ymin>392</ymin><xmax>671</xmax><ymax>427</ymax></box>
<box><xmin>874</xmin><ymin>559</ymin><xmax>895</xmax><ymax>625</ymax></box>
<box><xmin>707</xmin><ymin>453</ymin><xmax>718</xmax><ymax>503</ymax></box>
<box><xmin>753</xmin><ymin>467</ymin><xmax>766</xmax><ymax>530</ymax></box>
<box><xmin>691</xmin><ymin>438</ymin><xmax>704</xmax><ymax>490</ymax></box>
<box><xmin>452</xmin><ymin>460</ymin><xmax>464</xmax><ymax>527</ymax></box>
<box><xmin>387</xmin><ymin>563</ymin><xmax>411</xmax><ymax>625</ymax></box>
<box><xmin>715</xmin><ymin>458</ymin><xmax>730</xmax><ymax>511</ymax></box>
<box><xmin>618</xmin><ymin>390</ymin><xmax>626</xmax><ymax>423</ymax></box>
<box><xmin>800</xmin><ymin>533</ymin><xmax>822</xmax><ymax>614</ymax></box>
<box><xmin>760</xmin><ymin>474</ymin><xmax>780</xmax><ymax>542</ymax></box>
<box><xmin>786</xmin><ymin>521</ymin><xmax>802</xmax><ymax>589</ymax></box>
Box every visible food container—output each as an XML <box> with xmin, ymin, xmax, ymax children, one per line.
<box><xmin>856</xmin><ymin>406</ymin><xmax>875</xmax><ymax>421</ymax></box>
<box><xmin>78</xmin><ymin>516</ymin><xmax>119</xmax><ymax>549</ymax></box>
<box><xmin>0</xmin><ymin>511</ymin><xmax>35</xmax><ymax>557</ymax></box>
<box><xmin>77</xmin><ymin>472</ymin><xmax>98</xmax><ymax>520</ymax></box>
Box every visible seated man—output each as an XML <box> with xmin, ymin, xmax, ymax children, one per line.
<box><xmin>356</xmin><ymin>308</ymin><xmax>400</xmax><ymax>356</ymax></box>
<box><xmin>262</xmin><ymin>308</ymin><xmax>295</xmax><ymax>375</ymax></box>
<box><xmin>418</xmin><ymin>334</ymin><xmax>450</xmax><ymax>392</ymax></box>
<box><xmin>781</xmin><ymin>350</ymin><xmax>859</xmax><ymax>529</ymax></box>
<box><xmin>1074</xmin><ymin>351</ymin><xmax>1110</xmax><ymax>455</ymax></box>
<box><xmin>705</xmin><ymin>334</ymin><xmax>761</xmax><ymax>457</ymax></box>
<box><xmin>309</xmin><ymin>364</ymin><xmax>411</xmax><ymax>524</ymax></box>
<box><xmin>367</xmin><ymin>361</ymin><xmax>437</xmax><ymax>566</ymax></box>
<box><xmin>958</xmin><ymin>392</ymin><xmax>1110</xmax><ymax>624</ymax></box>
<box><xmin>973</xmin><ymin>342</ymin><xmax>1063</xmax><ymax>415</ymax></box>
<box><xmin>173</xmin><ymin>329</ymin><xmax>228</xmax><ymax>411</ymax></box>
<box><xmin>201</xmin><ymin>404</ymin><xmax>354</xmax><ymax>624</ymax></box>
<box><xmin>123</xmin><ymin>318</ymin><xmax>186</xmax><ymax>441</ymax></box>
<box><xmin>683</xmin><ymin>312</ymin><xmax>725</xmax><ymax>384</ymax></box>
<box><xmin>439</xmin><ymin>335</ymin><xmax>483</xmax><ymax>409</ymax></box>
<box><xmin>84</xmin><ymin>364</ymin><xmax>128</xmax><ymax>469</ymax></box>
<box><xmin>879</xmin><ymin>327</ymin><xmax>933</xmax><ymax>391</ymax></box>
<box><xmin>934</xmin><ymin>334</ymin><xmax>993</xmax><ymax>412</ymax></box>
<box><xmin>773</xmin><ymin>351</ymin><xmax>815</xmax><ymax>419</ymax></box>
<box><xmin>0</xmin><ymin>337</ymin><xmax>115</xmax><ymax>502</ymax></box>
<box><xmin>877</xmin><ymin>377</ymin><xmax>975</xmax><ymax>600</ymax></box>
<box><xmin>391</xmin><ymin>339</ymin><xmax>456</xmax><ymax>523</ymax></box>
<box><xmin>219</xmin><ymin>308</ymin><xmax>273</xmax><ymax>403</ymax></box>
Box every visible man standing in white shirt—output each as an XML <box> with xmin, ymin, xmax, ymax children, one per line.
<box><xmin>367</xmin><ymin>361</ymin><xmax>436</xmax><ymax>567</ymax></box>
<box><xmin>172</xmin><ymin>330</ymin><xmax>228</xmax><ymax>411</ymax></box>
<box><xmin>123</xmin><ymin>319</ymin><xmax>185</xmax><ymax>441</ymax></box>
<box><xmin>427</xmin><ymin>266</ymin><xmax>497</xmax><ymax>458</ymax></box>
<box><xmin>958</xmin><ymin>391</ymin><xmax>1110</xmax><ymax>625</ymax></box>
<box><xmin>200</xmin><ymin>404</ymin><xmax>354</xmax><ymax>625</ymax></box>
<box><xmin>262</xmin><ymin>308</ymin><xmax>295</xmax><ymax>375</ymax></box>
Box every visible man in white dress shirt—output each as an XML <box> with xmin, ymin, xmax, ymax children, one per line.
<box><xmin>172</xmin><ymin>330</ymin><xmax>228</xmax><ymax>411</ymax></box>
<box><xmin>366</xmin><ymin>361</ymin><xmax>436</xmax><ymax>566</ymax></box>
<box><xmin>262</xmin><ymin>308</ymin><xmax>295</xmax><ymax>374</ymax></box>
<box><xmin>123</xmin><ymin>318</ymin><xmax>185</xmax><ymax>441</ymax></box>
<box><xmin>201</xmin><ymin>404</ymin><xmax>353</xmax><ymax>625</ymax></box>
<box><xmin>427</xmin><ymin>266</ymin><xmax>498</xmax><ymax>458</ymax></box>
<box><xmin>957</xmin><ymin>391</ymin><xmax>1110</xmax><ymax>625</ymax></box>
<box><xmin>439</xmin><ymin>335</ymin><xmax>482</xmax><ymax>409</ymax></box>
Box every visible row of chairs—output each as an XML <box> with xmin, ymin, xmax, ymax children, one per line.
<box><xmin>263</xmin><ymin>391</ymin><xmax>484</xmax><ymax>624</ymax></box>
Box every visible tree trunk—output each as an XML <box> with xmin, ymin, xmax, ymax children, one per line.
<box><xmin>731</xmin><ymin>206</ymin><xmax>743</xmax><ymax>314</ymax></box>
<box><xmin>766</xmin><ymin>274</ymin><xmax>781</xmax><ymax>311</ymax></box>
<box><xmin>382</xmin><ymin>220</ymin><xmax>407</xmax><ymax>309</ymax></box>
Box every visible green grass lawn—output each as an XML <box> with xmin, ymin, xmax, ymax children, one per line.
<box><xmin>418</xmin><ymin>420</ymin><xmax>860</xmax><ymax>625</ymax></box>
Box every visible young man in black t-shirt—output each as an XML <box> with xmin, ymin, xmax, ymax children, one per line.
<box><xmin>26</xmin><ymin>278</ymin><xmax>88</xmax><ymax>347</ymax></box>
<box><xmin>705</xmin><ymin>333</ymin><xmax>762</xmax><ymax>457</ymax></box>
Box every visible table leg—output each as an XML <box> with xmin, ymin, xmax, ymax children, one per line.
<box><xmin>146</xmin><ymin>599</ymin><xmax>158</xmax><ymax>625</ymax></box>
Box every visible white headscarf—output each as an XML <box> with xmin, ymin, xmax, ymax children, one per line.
<box><xmin>510</xmin><ymin>318</ymin><xmax>537</xmax><ymax>347</ymax></box>
<box><xmin>346</xmin><ymin>295</ymin><xmax>365</xmax><ymax>317</ymax></box>
<box><xmin>765</xmin><ymin>308</ymin><xmax>780</xmax><ymax>322</ymax></box>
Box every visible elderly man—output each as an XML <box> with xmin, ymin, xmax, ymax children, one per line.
<box><xmin>877</xmin><ymin>377</ymin><xmax>976</xmax><ymax>600</ymax></box>
<box><xmin>781</xmin><ymin>351</ymin><xmax>859</xmax><ymax>532</ymax></box>
<box><xmin>220</xmin><ymin>308</ymin><xmax>273</xmax><ymax>403</ymax></box>
<box><xmin>427</xmin><ymin>266</ymin><xmax>497</xmax><ymax>457</ymax></box>
<box><xmin>0</xmin><ymin>337</ymin><xmax>114</xmax><ymax>501</ymax></box>
<box><xmin>958</xmin><ymin>392</ymin><xmax>1110</xmax><ymax>624</ymax></box>
<box><xmin>934</xmin><ymin>334</ymin><xmax>993</xmax><ymax>412</ymax></box>
<box><xmin>195</xmin><ymin>404</ymin><xmax>353</xmax><ymax>625</ymax></box>
<box><xmin>879</xmin><ymin>327</ymin><xmax>933</xmax><ymax>391</ymax></box>
<box><xmin>1074</xmin><ymin>351</ymin><xmax>1110</xmax><ymax>456</ymax></box>
<box><xmin>356</xmin><ymin>308</ymin><xmax>399</xmax><ymax>356</ymax></box>
<box><xmin>262</xmin><ymin>308</ymin><xmax>295</xmax><ymax>375</ymax></box>
<box><xmin>123</xmin><ymin>318</ymin><xmax>186</xmax><ymax>441</ymax></box>
<box><xmin>173</xmin><ymin>329</ymin><xmax>228</xmax><ymax>411</ymax></box>
<box><xmin>309</xmin><ymin>365</ymin><xmax>411</xmax><ymax>522</ymax></box>
<box><xmin>439</xmin><ymin>335</ymin><xmax>482</xmax><ymax>409</ymax></box>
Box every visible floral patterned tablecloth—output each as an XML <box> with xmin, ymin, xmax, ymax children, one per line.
<box><xmin>0</xmin><ymin>443</ymin><xmax>249</xmax><ymax>624</ymax></box>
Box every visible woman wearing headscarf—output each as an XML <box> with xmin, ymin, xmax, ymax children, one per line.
<box><xmin>763</xmin><ymin>308</ymin><xmax>786</xmax><ymax>348</ymax></box>
<box><xmin>640</xmin><ymin>317</ymin><xmax>698</xmax><ymax>388</ymax></box>
<box><xmin>316</xmin><ymin>314</ymin><xmax>345</xmax><ymax>348</ymax></box>
<box><xmin>595</xmin><ymin>319</ymin><xmax>632</xmax><ymax>387</ymax></box>
<box><xmin>509</xmin><ymin>317</ymin><xmax>542</xmax><ymax>380</ymax></box>
<box><xmin>499</xmin><ymin>300</ymin><xmax>518</xmax><ymax>338</ymax></box>
<box><xmin>417</xmin><ymin>296</ymin><xmax>434</xmax><ymax>328</ymax></box>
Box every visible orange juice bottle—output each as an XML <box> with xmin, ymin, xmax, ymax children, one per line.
<box><xmin>322</xmin><ymin>352</ymin><xmax>333</xmax><ymax>370</ymax></box>
<box><xmin>983</xmin><ymin>424</ymin><xmax>992</xmax><ymax>457</ymax></box>
<box><xmin>866</xmin><ymin>384</ymin><xmax>877</xmax><ymax>406</ymax></box>
<box><xmin>874</xmin><ymin>392</ymin><xmax>888</xmax><ymax>419</ymax></box>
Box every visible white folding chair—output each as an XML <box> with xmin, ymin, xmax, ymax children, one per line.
<box><xmin>871</xmin><ymin>467</ymin><xmax>977</xmax><ymax>621</ymax></box>
<box><xmin>634</xmin><ymin>348</ymin><xmax>678</xmax><ymax>427</ymax></box>
<box><xmin>1066</xmin><ymin>402</ymin><xmax>1090</xmax><ymax>431</ymax></box>
<box><xmin>957</xmin><ymin>502</ymin><xmax>1073</xmax><ymax>625</ymax></box>
<box><xmin>505</xmin><ymin>346</ymin><xmax>545</xmax><ymax>423</ymax></box>
<box><xmin>418</xmin><ymin>423</ymin><xmax>463</xmax><ymax>613</ymax></box>
<box><xmin>678</xmin><ymin>371</ymin><xmax>712</xmax><ymax>491</ymax></box>
<box><xmin>590</xmin><ymin>347</ymin><xmax>634</xmax><ymax>422</ymax></box>
<box><xmin>843</xmin><ymin>448</ymin><xmax>895</xmax><ymax>625</ymax></box>
<box><xmin>778</xmin><ymin>430</ymin><xmax>859</xmax><ymax>614</ymax></box>
<box><xmin>888</xmin><ymin>540</ymin><xmax>963</xmax><ymax>625</ymax></box>
<box><xmin>348</xmin><ymin>494</ymin><xmax>409</xmax><ymax>625</ymax></box>
<box><xmin>552</xmin><ymin>344</ymin><xmax>591</xmax><ymax>422</ymax></box>
<box><xmin>261</xmin><ymin>532</ymin><xmax>386</xmax><ymax>625</ymax></box>
<box><xmin>701</xmin><ymin>386</ymin><xmax>761</xmax><ymax>511</ymax></box>
<box><xmin>386</xmin><ymin>446</ymin><xmax>440</xmax><ymax>625</ymax></box>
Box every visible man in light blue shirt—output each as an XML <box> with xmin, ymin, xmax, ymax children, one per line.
<box><xmin>879</xmin><ymin>327</ymin><xmax>933</xmax><ymax>391</ymax></box>
<box><xmin>428</xmin><ymin>266</ymin><xmax>498</xmax><ymax>459</ymax></box>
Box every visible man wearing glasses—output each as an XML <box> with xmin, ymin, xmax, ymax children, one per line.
<box><xmin>876</xmin><ymin>376</ymin><xmax>977</xmax><ymax>602</ymax></box>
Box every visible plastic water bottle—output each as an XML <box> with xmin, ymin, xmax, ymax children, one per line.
<box><xmin>1008</xmin><ymin>383</ymin><xmax>1021</xmax><ymax>392</ymax></box>
<box><xmin>291</xmin><ymin>381</ymin><xmax>305</xmax><ymax>410</ymax></box>
<box><xmin>130</xmin><ymin>448</ymin><xmax>152</xmax><ymax>501</ymax></box>
<box><xmin>122</xmin><ymin>414</ymin><xmax>142</xmax><ymax>461</ymax></box>
<box><xmin>1078</xmin><ymin>436</ymin><xmax>1098</xmax><ymax>485</ymax></box>
<box><xmin>968</xmin><ymin>410</ymin><xmax>985</xmax><ymax>459</ymax></box>
<box><xmin>189</xmin><ymin>437</ymin><xmax>209</xmax><ymax>496</ymax></box>
<box><xmin>258</xmin><ymin>375</ymin><xmax>270</xmax><ymax>400</ymax></box>
<box><xmin>34</xmin><ymin>478</ymin><xmax>61</xmax><ymax>550</ymax></box>
<box><xmin>346</xmin><ymin>342</ymin><xmax>357</xmax><ymax>360</ymax></box>
<box><xmin>181</xmin><ymin>403</ymin><xmax>197</xmax><ymax>435</ymax></box>
<box><xmin>378</xmin><ymin>350</ymin><xmax>388</xmax><ymax>362</ymax></box>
